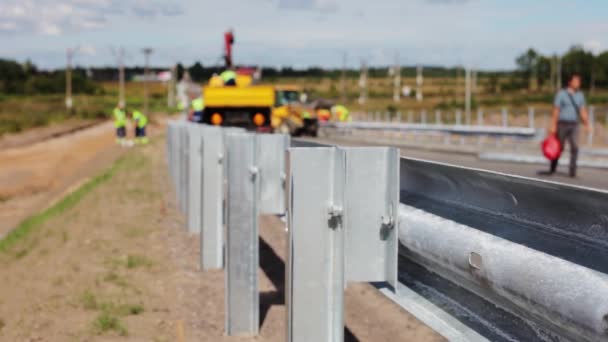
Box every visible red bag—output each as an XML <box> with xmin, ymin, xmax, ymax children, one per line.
<box><xmin>542</xmin><ymin>134</ymin><xmax>561</xmax><ymax>161</ymax></box>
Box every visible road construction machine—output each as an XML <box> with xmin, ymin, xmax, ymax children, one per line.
<box><xmin>197</xmin><ymin>30</ymin><xmax>318</xmax><ymax>135</ymax></box>
<box><xmin>202</xmin><ymin>75</ymin><xmax>318</xmax><ymax>136</ymax></box>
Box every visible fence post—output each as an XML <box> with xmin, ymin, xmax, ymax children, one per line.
<box><xmin>187</xmin><ymin>124</ymin><xmax>203</xmax><ymax>234</ymax></box>
<box><xmin>587</xmin><ymin>106</ymin><xmax>595</xmax><ymax>147</ymax></box>
<box><xmin>502</xmin><ymin>107</ymin><xmax>508</xmax><ymax>127</ymax></box>
<box><xmin>225</xmin><ymin>132</ymin><xmax>260</xmax><ymax>336</ymax></box>
<box><xmin>179</xmin><ymin>123</ymin><xmax>189</xmax><ymax>221</ymax></box>
<box><xmin>528</xmin><ymin>107</ymin><xmax>535</xmax><ymax>129</ymax></box>
<box><xmin>477</xmin><ymin>108</ymin><xmax>484</xmax><ymax>126</ymax></box>
<box><xmin>456</xmin><ymin>110</ymin><xmax>462</xmax><ymax>125</ymax></box>
<box><xmin>435</xmin><ymin>110</ymin><xmax>441</xmax><ymax>125</ymax></box>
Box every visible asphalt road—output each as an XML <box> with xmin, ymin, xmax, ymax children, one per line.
<box><xmin>314</xmin><ymin>137</ymin><xmax>608</xmax><ymax>191</ymax></box>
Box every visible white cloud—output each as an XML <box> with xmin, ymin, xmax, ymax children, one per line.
<box><xmin>39</xmin><ymin>22</ymin><xmax>62</xmax><ymax>36</ymax></box>
<box><xmin>276</xmin><ymin>0</ymin><xmax>337</xmax><ymax>11</ymax></box>
<box><xmin>583</xmin><ymin>39</ymin><xmax>602</xmax><ymax>55</ymax></box>
<box><xmin>0</xmin><ymin>0</ymin><xmax>184</xmax><ymax>36</ymax></box>
<box><xmin>79</xmin><ymin>44</ymin><xmax>97</xmax><ymax>56</ymax></box>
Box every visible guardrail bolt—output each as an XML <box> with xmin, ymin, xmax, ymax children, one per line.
<box><xmin>327</xmin><ymin>205</ymin><xmax>343</xmax><ymax>230</ymax></box>
<box><xmin>248</xmin><ymin>166</ymin><xmax>259</xmax><ymax>181</ymax></box>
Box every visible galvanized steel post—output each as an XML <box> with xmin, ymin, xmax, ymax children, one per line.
<box><xmin>287</xmin><ymin>146</ymin><xmax>399</xmax><ymax>342</ymax></box>
<box><xmin>287</xmin><ymin>147</ymin><xmax>346</xmax><ymax>342</ymax></box>
<box><xmin>187</xmin><ymin>124</ymin><xmax>203</xmax><ymax>234</ymax></box>
<box><xmin>225</xmin><ymin>132</ymin><xmax>260</xmax><ymax>335</ymax></box>
<box><xmin>200</xmin><ymin>126</ymin><xmax>226</xmax><ymax>270</ymax></box>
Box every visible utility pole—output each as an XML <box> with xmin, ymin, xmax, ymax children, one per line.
<box><xmin>393</xmin><ymin>52</ymin><xmax>401</xmax><ymax>103</ymax></box>
<box><xmin>65</xmin><ymin>47</ymin><xmax>77</xmax><ymax>111</ymax></box>
<box><xmin>111</xmin><ymin>47</ymin><xmax>126</xmax><ymax>106</ymax></box>
<box><xmin>465</xmin><ymin>67</ymin><xmax>472</xmax><ymax>123</ymax></box>
<box><xmin>556</xmin><ymin>55</ymin><xmax>562</xmax><ymax>90</ymax></box>
<box><xmin>340</xmin><ymin>52</ymin><xmax>347</xmax><ymax>103</ymax></box>
<box><xmin>416</xmin><ymin>65</ymin><xmax>423</xmax><ymax>102</ymax></box>
<box><xmin>358</xmin><ymin>60</ymin><xmax>368</xmax><ymax>105</ymax></box>
<box><xmin>142</xmin><ymin>48</ymin><xmax>153</xmax><ymax>115</ymax></box>
<box><xmin>472</xmin><ymin>69</ymin><xmax>478</xmax><ymax>94</ymax></box>
<box><xmin>550</xmin><ymin>55</ymin><xmax>556</xmax><ymax>92</ymax></box>
<box><xmin>168</xmin><ymin>64</ymin><xmax>177</xmax><ymax>108</ymax></box>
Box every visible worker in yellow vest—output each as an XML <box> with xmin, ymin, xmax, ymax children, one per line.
<box><xmin>189</xmin><ymin>93</ymin><xmax>205</xmax><ymax>123</ymax></box>
<box><xmin>131</xmin><ymin>110</ymin><xmax>148</xmax><ymax>145</ymax></box>
<box><xmin>113</xmin><ymin>103</ymin><xmax>127</xmax><ymax>145</ymax></box>
<box><xmin>220</xmin><ymin>69</ymin><xmax>237</xmax><ymax>86</ymax></box>
<box><xmin>317</xmin><ymin>108</ymin><xmax>331</xmax><ymax>122</ymax></box>
<box><xmin>331</xmin><ymin>105</ymin><xmax>351</xmax><ymax>122</ymax></box>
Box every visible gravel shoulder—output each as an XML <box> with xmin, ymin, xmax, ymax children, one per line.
<box><xmin>0</xmin><ymin>133</ymin><xmax>444</xmax><ymax>341</ymax></box>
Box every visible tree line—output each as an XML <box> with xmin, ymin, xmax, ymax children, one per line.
<box><xmin>2</xmin><ymin>45</ymin><xmax>608</xmax><ymax>95</ymax></box>
<box><xmin>515</xmin><ymin>45</ymin><xmax>608</xmax><ymax>90</ymax></box>
<box><xmin>0</xmin><ymin>59</ymin><xmax>98</xmax><ymax>95</ymax></box>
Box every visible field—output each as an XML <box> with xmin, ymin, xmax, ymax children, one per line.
<box><xmin>3</xmin><ymin>76</ymin><xmax>608</xmax><ymax>137</ymax></box>
<box><xmin>0</xmin><ymin>82</ymin><xmax>174</xmax><ymax>136</ymax></box>
<box><xmin>273</xmin><ymin>76</ymin><xmax>608</xmax><ymax>114</ymax></box>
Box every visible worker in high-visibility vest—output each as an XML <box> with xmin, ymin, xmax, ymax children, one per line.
<box><xmin>131</xmin><ymin>109</ymin><xmax>148</xmax><ymax>145</ymax></box>
<box><xmin>113</xmin><ymin>103</ymin><xmax>127</xmax><ymax>145</ymax></box>
<box><xmin>189</xmin><ymin>93</ymin><xmax>205</xmax><ymax>123</ymax></box>
<box><xmin>220</xmin><ymin>69</ymin><xmax>237</xmax><ymax>86</ymax></box>
<box><xmin>317</xmin><ymin>108</ymin><xmax>331</xmax><ymax>122</ymax></box>
<box><xmin>331</xmin><ymin>105</ymin><xmax>351</xmax><ymax>122</ymax></box>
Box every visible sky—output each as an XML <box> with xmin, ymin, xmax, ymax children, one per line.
<box><xmin>1</xmin><ymin>0</ymin><xmax>608</xmax><ymax>70</ymax></box>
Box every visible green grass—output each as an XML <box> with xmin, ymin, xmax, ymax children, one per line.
<box><xmin>126</xmin><ymin>254</ymin><xmax>153</xmax><ymax>269</ymax></box>
<box><xmin>93</xmin><ymin>311</ymin><xmax>128</xmax><ymax>336</ymax></box>
<box><xmin>0</xmin><ymin>156</ymin><xmax>125</xmax><ymax>254</ymax></box>
<box><xmin>81</xmin><ymin>290</ymin><xmax>99</xmax><ymax>310</ymax></box>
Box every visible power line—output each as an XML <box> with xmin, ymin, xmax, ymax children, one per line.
<box><xmin>65</xmin><ymin>46</ymin><xmax>79</xmax><ymax>110</ymax></box>
<box><xmin>142</xmin><ymin>48</ymin><xmax>154</xmax><ymax>115</ymax></box>
<box><xmin>110</xmin><ymin>46</ymin><xmax>126</xmax><ymax>106</ymax></box>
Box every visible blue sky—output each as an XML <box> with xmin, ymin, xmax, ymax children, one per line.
<box><xmin>1</xmin><ymin>0</ymin><xmax>607</xmax><ymax>70</ymax></box>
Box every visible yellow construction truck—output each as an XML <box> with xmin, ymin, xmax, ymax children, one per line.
<box><xmin>202</xmin><ymin>79</ymin><xmax>318</xmax><ymax>136</ymax></box>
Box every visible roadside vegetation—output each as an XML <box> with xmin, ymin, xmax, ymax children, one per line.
<box><xmin>0</xmin><ymin>145</ymin><xmax>169</xmax><ymax>339</ymax></box>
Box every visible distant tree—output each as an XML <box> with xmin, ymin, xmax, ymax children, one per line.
<box><xmin>537</xmin><ymin>56</ymin><xmax>552</xmax><ymax>89</ymax></box>
<box><xmin>0</xmin><ymin>59</ymin><xmax>27</xmax><ymax>93</ymax></box>
<box><xmin>595</xmin><ymin>52</ymin><xmax>608</xmax><ymax>88</ymax></box>
<box><xmin>176</xmin><ymin>63</ymin><xmax>185</xmax><ymax>81</ymax></box>
<box><xmin>516</xmin><ymin>48</ymin><xmax>540</xmax><ymax>91</ymax></box>
<box><xmin>561</xmin><ymin>45</ymin><xmax>594</xmax><ymax>88</ymax></box>
<box><xmin>188</xmin><ymin>62</ymin><xmax>205</xmax><ymax>82</ymax></box>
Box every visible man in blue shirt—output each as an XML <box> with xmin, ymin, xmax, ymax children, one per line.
<box><xmin>546</xmin><ymin>73</ymin><xmax>591</xmax><ymax>177</ymax></box>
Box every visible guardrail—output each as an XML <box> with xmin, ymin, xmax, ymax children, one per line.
<box><xmin>321</xmin><ymin>121</ymin><xmax>539</xmax><ymax>138</ymax></box>
<box><xmin>166</xmin><ymin>121</ymin><xmax>608</xmax><ymax>342</ymax></box>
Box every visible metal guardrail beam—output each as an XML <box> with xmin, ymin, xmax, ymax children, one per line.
<box><xmin>322</xmin><ymin>121</ymin><xmax>538</xmax><ymax>137</ymax></box>
<box><xmin>398</xmin><ymin>203</ymin><xmax>608</xmax><ymax>342</ymax></box>
<box><xmin>398</xmin><ymin>157</ymin><xmax>608</xmax><ymax>341</ymax></box>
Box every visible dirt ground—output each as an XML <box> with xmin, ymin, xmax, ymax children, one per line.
<box><xmin>0</xmin><ymin>133</ymin><xmax>444</xmax><ymax>341</ymax></box>
<box><xmin>0</xmin><ymin>120</ymin><xmax>157</xmax><ymax>236</ymax></box>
